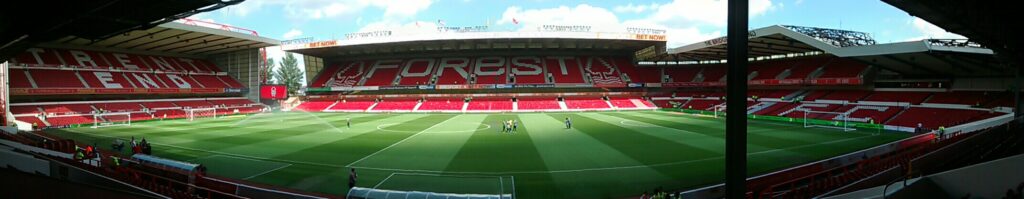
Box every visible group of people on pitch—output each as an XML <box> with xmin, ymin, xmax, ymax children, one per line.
<box><xmin>111</xmin><ymin>136</ymin><xmax>151</xmax><ymax>155</ymax></box>
<box><xmin>500</xmin><ymin>120</ymin><xmax>519</xmax><ymax>133</ymax></box>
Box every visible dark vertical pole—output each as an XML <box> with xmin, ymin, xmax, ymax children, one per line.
<box><xmin>1015</xmin><ymin>67</ymin><xmax>1021</xmax><ymax>118</ymax></box>
<box><xmin>725</xmin><ymin>0</ymin><xmax>749</xmax><ymax>198</ymax></box>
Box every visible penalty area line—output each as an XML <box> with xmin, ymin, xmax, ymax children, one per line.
<box><xmin>243</xmin><ymin>163</ymin><xmax>292</xmax><ymax>180</ymax></box>
<box><xmin>345</xmin><ymin>116</ymin><xmax>454</xmax><ymax>167</ymax></box>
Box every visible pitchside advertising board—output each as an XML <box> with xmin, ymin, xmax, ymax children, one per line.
<box><xmin>260</xmin><ymin>85</ymin><xmax>288</xmax><ymax>99</ymax></box>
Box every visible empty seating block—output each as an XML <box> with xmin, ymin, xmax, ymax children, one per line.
<box><xmin>467</xmin><ymin>98</ymin><xmax>513</xmax><ymax>111</ymax></box>
<box><xmin>175</xmin><ymin>101</ymin><xmax>215</xmax><ymax>109</ymax></box>
<box><xmin>15</xmin><ymin>116</ymin><xmax>47</xmax><ymax>127</ymax></box>
<box><xmin>295</xmin><ymin>101</ymin><xmax>336</xmax><ymax>112</ymax></box>
<box><xmin>141</xmin><ymin>102</ymin><xmax>178</xmax><ymax>109</ymax></box>
<box><xmin>683</xmin><ymin>100</ymin><xmax>722</xmax><ymax>110</ymax></box>
<box><xmin>665</xmin><ymin>67</ymin><xmax>701</xmax><ymax>83</ymax></box>
<box><xmin>888</xmin><ymin>107</ymin><xmax>1000</xmax><ymax>129</ymax></box>
<box><xmin>42</xmin><ymin>104</ymin><xmax>94</xmax><ymax>114</ymax></box>
<box><xmin>372</xmin><ymin>99</ymin><xmax>418</xmax><ymax>111</ymax></box>
<box><xmin>96</xmin><ymin>103</ymin><xmax>143</xmax><ymax>112</ymax></box>
<box><xmin>818</xmin><ymin>59</ymin><xmax>867</xmax><ymax>78</ymax></box>
<box><xmin>652</xmin><ymin>100</ymin><xmax>687</xmax><ymax>108</ymax></box>
<box><xmin>564</xmin><ymin>97</ymin><xmax>610</xmax><ymax>110</ymax></box>
<box><xmin>329</xmin><ymin>100</ymin><xmax>375</xmax><ymax>111</ymax></box>
<box><xmin>862</xmin><ymin>92</ymin><xmax>931</xmax><ymax>104</ymax></box>
<box><xmin>10</xmin><ymin>106</ymin><xmax>41</xmax><ymax>115</ymax></box>
<box><xmin>517</xmin><ymin>98</ymin><xmax>561</xmax><ymax>110</ymax></box>
<box><xmin>418</xmin><ymin>99</ymin><xmax>464</xmax><ymax>111</ymax></box>
<box><xmin>209</xmin><ymin>99</ymin><xmax>253</xmax><ymax>107</ymax></box>
<box><xmin>46</xmin><ymin>115</ymin><xmax>94</xmax><ymax>126</ymax></box>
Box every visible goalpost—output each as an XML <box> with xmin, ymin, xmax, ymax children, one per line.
<box><xmin>187</xmin><ymin>108</ymin><xmax>218</xmax><ymax>121</ymax></box>
<box><xmin>802</xmin><ymin>110</ymin><xmax>855</xmax><ymax>132</ymax></box>
<box><xmin>712</xmin><ymin>104</ymin><xmax>727</xmax><ymax>118</ymax></box>
<box><xmin>93</xmin><ymin>112</ymin><xmax>131</xmax><ymax>128</ymax></box>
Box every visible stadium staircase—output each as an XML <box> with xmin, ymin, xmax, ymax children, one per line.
<box><xmin>412</xmin><ymin>101</ymin><xmax>423</xmax><ymax>111</ymax></box>
<box><xmin>557</xmin><ymin>100</ymin><xmax>568</xmax><ymax>110</ymax></box>
<box><xmin>631</xmin><ymin>99</ymin><xmax>651</xmax><ymax>109</ymax></box>
<box><xmin>325</xmin><ymin>100</ymin><xmax>340</xmax><ymax>111</ymax></box>
<box><xmin>512</xmin><ymin>100</ymin><xmax>518</xmax><ymax>111</ymax></box>
<box><xmin>461</xmin><ymin>102</ymin><xmax>469</xmax><ymax>112</ymax></box>
<box><xmin>365</xmin><ymin>101</ymin><xmax>378</xmax><ymax>112</ymax></box>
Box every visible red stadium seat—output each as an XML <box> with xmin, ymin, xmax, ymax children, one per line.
<box><xmin>418</xmin><ymin>98</ymin><xmax>464</xmax><ymax>111</ymax></box>
<box><xmin>664</xmin><ymin>67</ymin><xmax>701</xmax><ymax>83</ymax></box>
<box><xmin>362</xmin><ymin>60</ymin><xmax>403</xmax><ymax>86</ymax></box>
<box><xmin>372</xmin><ymin>99</ymin><xmax>418</xmax><ymax>111</ymax></box>
<box><xmin>397</xmin><ymin>59</ymin><xmax>435</xmax><ymax>86</ymax></box>
<box><xmin>544</xmin><ymin>57</ymin><xmax>586</xmax><ymax>84</ymax></box>
<box><xmin>294</xmin><ymin>101</ymin><xmax>336</xmax><ymax>112</ymax></box>
<box><xmin>564</xmin><ymin>97</ymin><xmax>610</xmax><ymax>110</ymax></box>
<box><xmin>517</xmin><ymin>98</ymin><xmax>561</xmax><ymax>110</ymax></box>
<box><xmin>328</xmin><ymin>100</ymin><xmax>375</xmax><ymax>111</ymax></box>
<box><xmin>818</xmin><ymin>58</ymin><xmax>867</xmax><ymax>78</ymax></box>
<box><xmin>467</xmin><ymin>98</ymin><xmax>513</xmax><ymax>111</ymax></box>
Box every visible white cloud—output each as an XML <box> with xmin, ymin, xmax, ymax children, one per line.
<box><xmin>613</xmin><ymin>3</ymin><xmax>660</xmax><ymax>13</ymax></box>
<box><xmin>218</xmin><ymin>0</ymin><xmax>433</xmax><ymax>20</ymax></box>
<box><xmin>497</xmin><ymin>4</ymin><xmax>624</xmax><ymax>32</ymax></box>
<box><xmin>906</xmin><ymin>17</ymin><xmax>966</xmax><ymax>41</ymax></box>
<box><xmin>283</xmin><ymin>29</ymin><xmax>304</xmax><ymax>39</ymax></box>
<box><xmin>357</xmin><ymin>20</ymin><xmax>440</xmax><ymax>36</ymax></box>
<box><xmin>493</xmin><ymin>1</ymin><xmax>776</xmax><ymax>48</ymax></box>
<box><xmin>646</xmin><ymin>0</ymin><xmax>775</xmax><ymax>27</ymax></box>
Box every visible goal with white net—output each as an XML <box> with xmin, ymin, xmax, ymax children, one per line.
<box><xmin>187</xmin><ymin>108</ymin><xmax>218</xmax><ymax>121</ymax></box>
<box><xmin>93</xmin><ymin>112</ymin><xmax>131</xmax><ymax>128</ymax></box>
<box><xmin>712</xmin><ymin>104</ymin><xmax>727</xmax><ymax>118</ymax></box>
<box><xmin>802</xmin><ymin>110</ymin><xmax>855</xmax><ymax>132</ymax></box>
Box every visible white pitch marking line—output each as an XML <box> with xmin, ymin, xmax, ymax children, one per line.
<box><xmin>373</xmin><ymin>173</ymin><xmax>397</xmax><ymax>189</ymax></box>
<box><xmin>243</xmin><ymin>163</ymin><xmax>292</xmax><ymax>180</ymax></box>
<box><xmin>62</xmin><ymin>121</ymin><xmax>879</xmax><ymax>175</ymax></box>
<box><xmin>345</xmin><ymin>116</ymin><xmax>455</xmax><ymax>167</ymax></box>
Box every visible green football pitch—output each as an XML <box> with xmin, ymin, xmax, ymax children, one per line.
<box><xmin>44</xmin><ymin>111</ymin><xmax>909</xmax><ymax>198</ymax></box>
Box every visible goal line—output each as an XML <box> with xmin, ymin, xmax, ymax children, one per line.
<box><xmin>187</xmin><ymin>108</ymin><xmax>219</xmax><ymax>121</ymax></box>
<box><xmin>93</xmin><ymin>112</ymin><xmax>132</xmax><ymax>128</ymax></box>
<box><xmin>801</xmin><ymin>110</ymin><xmax>855</xmax><ymax>132</ymax></box>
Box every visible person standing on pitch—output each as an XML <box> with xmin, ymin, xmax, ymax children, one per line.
<box><xmin>512</xmin><ymin>120</ymin><xmax>518</xmax><ymax>133</ymax></box>
<box><xmin>347</xmin><ymin>118</ymin><xmax>351</xmax><ymax>128</ymax></box>
<box><xmin>501</xmin><ymin>121</ymin><xmax>507</xmax><ymax>133</ymax></box>
<box><xmin>348</xmin><ymin>168</ymin><xmax>358</xmax><ymax>188</ymax></box>
<box><xmin>565</xmin><ymin>117</ymin><xmax>572</xmax><ymax>129</ymax></box>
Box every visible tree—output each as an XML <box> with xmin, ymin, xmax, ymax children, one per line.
<box><xmin>272</xmin><ymin>53</ymin><xmax>304</xmax><ymax>95</ymax></box>
<box><xmin>263</xmin><ymin>57</ymin><xmax>276</xmax><ymax>84</ymax></box>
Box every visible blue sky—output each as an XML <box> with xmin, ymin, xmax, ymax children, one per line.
<box><xmin>187</xmin><ymin>0</ymin><xmax>965</xmax><ymax>84</ymax></box>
